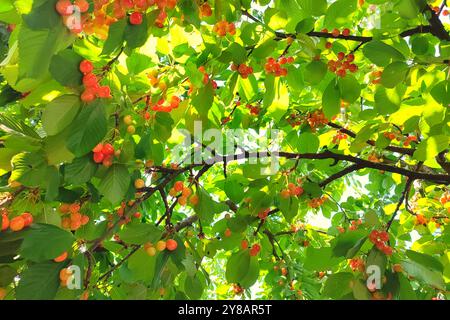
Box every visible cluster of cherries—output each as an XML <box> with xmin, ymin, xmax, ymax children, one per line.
<box><xmin>92</xmin><ymin>143</ymin><xmax>116</xmax><ymax>167</ymax></box>
<box><xmin>369</xmin><ymin>230</ymin><xmax>393</xmax><ymax>255</ymax></box>
<box><xmin>1</xmin><ymin>210</ymin><xmax>33</xmax><ymax>232</ymax></box>
<box><xmin>151</xmin><ymin>96</ymin><xmax>181</xmax><ymax>112</ymax></box>
<box><xmin>327</xmin><ymin>53</ymin><xmax>357</xmax><ymax>77</ymax></box>
<box><xmin>231</xmin><ymin>63</ymin><xmax>253</xmax><ymax>79</ymax></box>
<box><xmin>264</xmin><ymin>57</ymin><xmax>294</xmax><ymax>77</ymax></box>
<box><xmin>79</xmin><ymin>60</ymin><xmax>111</xmax><ymax>103</ymax></box>
<box><xmin>213</xmin><ymin>21</ymin><xmax>236</xmax><ymax>36</ymax></box>
<box><xmin>245</xmin><ymin>103</ymin><xmax>261</xmax><ymax>116</ymax></box>
<box><xmin>307</xmin><ymin>196</ymin><xmax>328</xmax><ymax>208</ymax></box>
<box><xmin>199</xmin><ymin>2</ymin><xmax>212</xmax><ymax>18</ymax></box>
<box><xmin>241</xmin><ymin>240</ymin><xmax>261</xmax><ymax>257</ymax></box>
<box><xmin>383</xmin><ymin>132</ymin><xmax>418</xmax><ymax>147</ymax></box>
<box><xmin>280</xmin><ymin>183</ymin><xmax>304</xmax><ymax>199</ymax></box>
<box><xmin>307</xmin><ymin>110</ymin><xmax>329</xmax><ymax>132</ymax></box>
<box><xmin>168</xmin><ymin>181</ymin><xmax>198</xmax><ymax>206</ymax></box>
<box><xmin>144</xmin><ymin>239</ymin><xmax>178</xmax><ymax>256</ymax></box>
<box><xmin>286</xmin><ymin>112</ymin><xmax>303</xmax><ymax>127</ymax></box>
<box><xmin>349</xmin><ymin>219</ymin><xmax>363</xmax><ymax>231</ymax></box>
<box><xmin>59</xmin><ymin>203</ymin><xmax>89</xmax><ymax>231</ymax></box>
<box><xmin>414</xmin><ymin>214</ymin><xmax>428</xmax><ymax>226</ymax></box>
<box><xmin>321</xmin><ymin>28</ymin><xmax>351</xmax><ymax>37</ymax></box>
<box><xmin>332</xmin><ymin>130</ymin><xmax>348</xmax><ymax>144</ymax></box>
<box><xmin>349</xmin><ymin>257</ymin><xmax>365</xmax><ymax>272</ymax></box>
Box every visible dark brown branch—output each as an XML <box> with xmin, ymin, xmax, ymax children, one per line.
<box><xmin>319</xmin><ymin>164</ymin><xmax>362</xmax><ymax>188</ymax></box>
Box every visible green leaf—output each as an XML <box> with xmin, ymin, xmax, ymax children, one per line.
<box><xmin>352</xmin><ymin>280</ymin><xmax>371</xmax><ymax>300</ymax></box>
<box><xmin>42</xmin><ymin>95</ymin><xmax>81</xmax><ymax>136</ymax></box>
<box><xmin>430</xmin><ymin>80</ymin><xmax>450</xmax><ymax>106</ymax></box>
<box><xmin>0</xmin><ymin>265</ymin><xmax>17</xmax><ymax>287</ymax></box>
<box><xmin>362</xmin><ymin>40</ymin><xmax>405</xmax><ymax>67</ymax></box>
<box><xmin>225</xmin><ymin>250</ymin><xmax>259</xmax><ymax>288</ymax></box>
<box><xmin>366</xmin><ymin>246</ymin><xmax>387</xmax><ymax>278</ymax></box>
<box><xmin>184</xmin><ymin>274</ymin><xmax>204</xmax><ymax>299</ymax></box>
<box><xmin>323</xmin><ymin>272</ymin><xmax>354</xmax><ymax>299</ymax></box>
<box><xmin>304</xmin><ymin>60</ymin><xmax>327</xmax><ymax>85</ymax></box>
<box><xmin>119</xmin><ymin>223</ymin><xmax>162</xmax><ymax>245</ymax></box>
<box><xmin>405</xmin><ymin>250</ymin><xmax>443</xmax><ymax>273</ymax></box>
<box><xmin>380</xmin><ymin>62</ymin><xmax>409</xmax><ymax>88</ymax></box>
<box><xmin>338</xmin><ymin>75</ymin><xmax>360</xmax><ymax>103</ymax></box>
<box><xmin>98</xmin><ymin>164</ymin><xmax>131</xmax><ymax>205</ymax></box>
<box><xmin>49</xmin><ymin>50</ymin><xmax>83</xmax><ymax>87</ymax></box>
<box><xmin>374</xmin><ymin>85</ymin><xmax>403</xmax><ymax>115</ymax></box>
<box><xmin>102</xmin><ymin>19</ymin><xmax>126</xmax><ymax>55</ymax></box>
<box><xmin>20</xmin><ymin>224</ymin><xmax>74</xmax><ymax>262</ymax></box>
<box><xmin>298</xmin><ymin>0</ymin><xmax>328</xmax><ymax>16</ymax></box>
<box><xmin>323</xmin><ymin>0</ymin><xmax>357</xmax><ymax>27</ymax></box>
<box><xmin>63</xmin><ymin>155</ymin><xmax>97</xmax><ymax>185</ymax></box>
<box><xmin>124</xmin><ymin>15</ymin><xmax>148</xmax><ymax>49</ymax></box>
<box><xmin>191</xmin><ymin>82</ymin><xmax>214</xmax><ymax>115</ymax></box>
<box><xmin>332</xmin><ymin>230</ymin><xmax>367</xmax><ymax>258</ymax></box>
<box><xmin>413</xmin><ymin>135</ymin><xmax>449</xmax><ymax>161</ymax></box>
<box><xmin>264</xmin><ymin>76</ymin><xmax>289</xmax><ymax>123</ymax></box>
<box><xmin>304</xmin><ymin>247</ymin><xmax>341</xmax><ymax>270</ymax></box>
<box><xmin>322</xmin><ymin>79</ymin><xmax>341</xmax><ymax>119</ymax></box>
<box><xmin>66</xmin><ymin>100</ymin><xmax>108</xmax><ymax>157</ymax></box>
<box><xmin>16</xmin><ymin>261</ymin><xmax>67</xmax><ymax>300</ymax></box>
<box><xmin>401</xmin><ymin>260</ymin><xmax>445</xmax><ymax>290</ymax></box>
<box><xmin>297</xmin><ymin>132</ymin><xmax>319</xmax><ymax>153</ymax></box>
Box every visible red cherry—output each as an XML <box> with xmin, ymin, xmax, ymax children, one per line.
<box><xmin>81</xmin><ymin>89</ymin><xmax>96</xmax><ymax>103</ymax></box>
<box><xmin>337</xmin><ymin>52</ymin><xmax>345</xmax><ymax>61</ymax></box>
<box><xmin>79</xmin><ymin>60</ymin><xmax>94</xmax><ymax>74</ymax></box>
<box><xmin>83</xmin><ymin>73</ymin><xmax>98</xmax><ymax>87</ymax></box>
<box><xmin>21</xmin><ymin>212</ymin><xmax>33</xmax><ymax>227</ymax></box>
<box><xmin>331</xmin><ymin>28</ymin><xmax>340</xmax><ymax>37</ymax></box>
<box><xmin>93</xmin><ymin>152</ymin><xmax>105</xmax><ymax>163</ymax></box>
<box><xmin>342</xmin><ymin>28</ymin><xmax>350</xmax><ymax>36</ymax></box>
<box><xmin>102</xmin><ymin>143</ymin><xmax>114</xmax><ymax>156</ymax></box>
<box><xmin>97</xmin><ymin>86</ymin><xmax>111</xmax><ymax>98</ymax></box>
<box><xmin>93</xmin><ymin>143</ymin><xmax>103</xmax><ymax>153</ymax></box>
<box><xmin>129</xmin><ymin>12</ymin><xmax>143</xmax><ymax>25</ymax></box>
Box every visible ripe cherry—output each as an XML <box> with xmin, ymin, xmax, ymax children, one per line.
<box><xmin>331</xmin><ymin>28</ymin><xmax>340</xmax><ymax>37</ymax></box>
<box><xmin>174</xmin><ymin>181</ymin><xmax>184</xmax><ymax>192</ymax></box>
<box><xmin>79</xmin><ymin>60</ymin><xmax>94</xmax><ymax>74</ymax></box>
<box><xmin>1</xmin><ymin>214</ymin><xmax>9</xmax><ymax>231</ymax></box>
<box><xmin>56</xmin><ymin>0</ymin><xmax>74</xmax><ymax>16</ymax></box>
<box><xmin>97</xmin><ymin>86</ymin><xmax>111</xmax><ymax>98</ymax></box>
<box><xmin>156</xmin><ymin>240</ymin><xmax>166</xmax><ymax>251</ymax></box>
<box><xmin>93</xmin><ymin>152</ymin><xmax>105</xmax><ymax>163</ymax></box>
<box><xmin>81</xmin><ymin>89</ymin><xmax>96</xmax><ymax>103</ymax></box>
<box><xmin>129</xmin><ymin>12</ymin><xmax>143</xmax><ymax>25</ymax></box>
<box><xmin>101</xmin><ymin>143</ymin><xmax>114</xmax><ymax>156</ymax></box>
<box><xmin>166</xmin><ymin>239</ymin><xmax>178</xmax><ymax>251</ymax></box>
<box><xmin>21</xmin><ymin>212</ymin><xmax>33</xmax><ymax>227</ymax></box>
<box><xmin>74</xmin><ymin>0</ymin><xmax>89</xmax><ymax>13</ymax></box>
<box><xmin>134</xmin><ymin>178</ymin><xmax>145</xmax><ymax>189</ymax></box>
<box><xmin>9</xmin><ymin>216</ymin><xmax>25</xmax><ymax>232</ymax></box>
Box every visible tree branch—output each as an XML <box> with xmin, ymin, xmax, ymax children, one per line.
<box><xmin>319</xmin><ymin>164</ymin><xmax>363</xmax><ymax>188</ymax></box>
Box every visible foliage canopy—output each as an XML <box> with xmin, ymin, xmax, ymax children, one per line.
<box><xmin>0</xmin><ymin>0</ymin><xmax>450</xmax><ymax>300</ymax></box>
